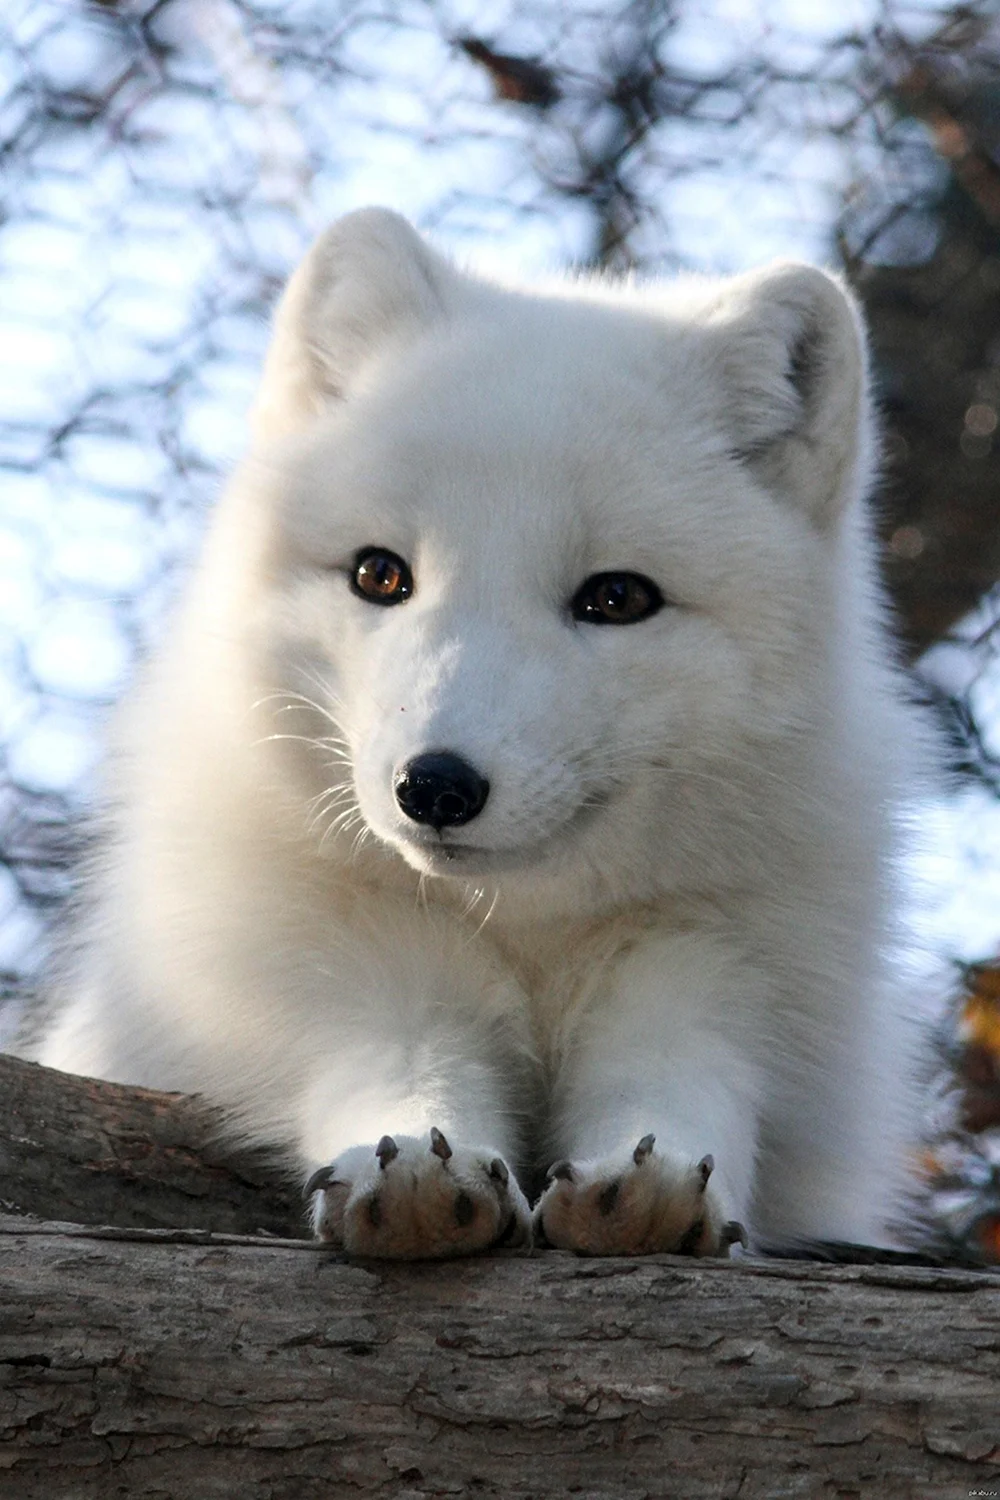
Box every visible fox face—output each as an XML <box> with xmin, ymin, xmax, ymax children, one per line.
<box><xmin>230</xmin><ymin>211</ymin><xmax>868</xmax><ymax>911</ymax></box>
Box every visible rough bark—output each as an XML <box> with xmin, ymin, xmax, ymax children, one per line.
<box><xmin>2</xmin><ymin>1055</ymin><xmax>999</xmax><ymax>1497</ymax></box>
<box><xmin>0</xmin><ymin>1220</ymin><xmax>998</xmax><ymax>1499</ymax></box>
<box><xmin>0</xmin><ymin>1053</ymin><xmax>303</xmax><ymax>1237</ymax></box>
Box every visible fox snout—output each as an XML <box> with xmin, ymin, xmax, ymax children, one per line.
<box><xmin>393</xmin><ymin>751</ymin><xmax>491</xmax><ymax>830</ymax></box>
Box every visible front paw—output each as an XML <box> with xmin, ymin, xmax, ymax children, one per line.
<box><xmin>534</xmin><ymin>1133</ymin><xmax>747</xmax><ymax>1257</ymax></box>
<box><xmin>305</xmin><ymin>1128</ymin><xmax>531</xmax><ymax>1260</ymax></box>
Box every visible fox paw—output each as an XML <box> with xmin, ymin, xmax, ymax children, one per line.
<box><xmin>534</xmin><ymin>1133</ymin><xmax>747</xmax><ymax>1257</ymax></box>
<box><xmin>305</xmin><ymin>1128</ymin><xmax>531</xmax><ymax>1260</ymax></box>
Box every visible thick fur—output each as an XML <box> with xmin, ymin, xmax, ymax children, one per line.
<box><xmin>35</xmin><ymin>208</ymin><xmax>928</xmax><ymax>1257</ymax></box>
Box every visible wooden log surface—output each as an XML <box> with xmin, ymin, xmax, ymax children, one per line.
<box><xmin>1</xmin><ymin>1054</ymin><xmax>999</xmax><ymax>1497</ymax></box>
<box><xmin>1</xmin><ymin>1220</ymin><xmax>998</xmax><ymax>1498</ymax></box>
<box><xmin>0</xmin><ymin>1053</ymin><xmax>303</xmax><ymax>1236</ymax></box>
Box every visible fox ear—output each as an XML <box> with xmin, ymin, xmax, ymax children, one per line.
<box><xmin>252</xmin><ymin>208</ymin><xmax>450</xmax><ymax>442</ymax></box>
<box><xmin>703</xmin><ymin>263</ymin><xmax>871</xmax><ymax>527</ymax></box>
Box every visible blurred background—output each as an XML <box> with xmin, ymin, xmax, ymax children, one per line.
<box><xmin>2</xmin><ymin>0</ymin><xmax>1000</xmax><ymax>1259</ymax></box>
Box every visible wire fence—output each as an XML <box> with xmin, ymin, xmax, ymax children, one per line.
<box><xmin>2</xmin><ymin>0</ymin><xmax>999</xmax><ymax>1256</ymax></box>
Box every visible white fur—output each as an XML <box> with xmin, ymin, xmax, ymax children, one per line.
<box><xmin>36</xmin><ymin>208</ymin><xmax>930</xmax><ymax>1254</ymax></box>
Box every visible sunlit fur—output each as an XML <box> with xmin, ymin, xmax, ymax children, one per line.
<box><xmin>37</xmin><ymin>209</ymin><xmax>932</xmax><ymax>1250</ymax></box>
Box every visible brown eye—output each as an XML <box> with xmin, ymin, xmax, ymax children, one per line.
<box><xmin>571</xmin><ymin>571</ymin><xmax>665</xmax><ymax>625</ymax></box>
<box><xmin>351</xmin><ymin>548</ymin><xmax>413</xmax><ymax>606</ymax></box>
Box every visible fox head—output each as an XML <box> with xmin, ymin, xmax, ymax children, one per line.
<box><xmin>215</xmin><ymin>209</ymin><xmax>878</xmax><ymax>913</ymax></box>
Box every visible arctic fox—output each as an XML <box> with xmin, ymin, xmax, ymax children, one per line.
<box><xmin>37</xmin><ymin>207</ymin><xmax>926</xmax><ymax>1258</ymax></box>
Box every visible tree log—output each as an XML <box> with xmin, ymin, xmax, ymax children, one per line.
<box><xmin>0</xmin><ymin>1053</ymin><xmax>303</xmax><ymax>1237</ymax></box>
<box><xmin>0</xmin><ymin>1221</ymin><xmax>998</xmax><ymax>1498</ymax></box>
<box><xmin>1</xmin><ymin>1055</ymin><xmax>999</xmax><ymax>1496</ymax></box>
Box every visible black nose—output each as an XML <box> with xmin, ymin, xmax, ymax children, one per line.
<box><xmin>394</xmin><ymin>752</ymin><xmax>490</xmax><ymax>830</ymax></box>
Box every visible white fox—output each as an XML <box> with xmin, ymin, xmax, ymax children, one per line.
<box><xmin>38</xmin><ymin>208</ymin><xmax>928</xmax><ymax>1259</ymax></box>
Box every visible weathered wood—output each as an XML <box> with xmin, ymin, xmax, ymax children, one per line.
<box><xmin>2</xmin><ymin>1055</ymin><xmax>998</xmax><ymax>1495</ymax></box>
<box><xmin>0</xmin><ymin>1053</ymin><xmax>303</xmax><ymax>1237</ymax></box>
<box><xmin>0</xmin><ymin>1220</ymin><xmax>998</xmax><ymax>1499</ymax></box>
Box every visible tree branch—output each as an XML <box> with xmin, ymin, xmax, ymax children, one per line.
<box><xmin>1</xmin><ymin>1220</ymin><xmax>998</xmax><ymax>1497</ymax></box>
<box><xmin>0</xmin><ymin>1053</ymin><xmax>303</xmax><ymax>1236</ymax></box>
<box><xmin>2</xmin><ymin>1055</ymin><xmax>998</xmax><ymax>1496</ymax></box>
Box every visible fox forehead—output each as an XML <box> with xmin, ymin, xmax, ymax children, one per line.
<box><xmin>272</xmin><ymin>317</ymin><xmax>808</xmax><ymax>608</ymax></box>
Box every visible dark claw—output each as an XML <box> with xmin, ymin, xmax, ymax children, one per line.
<box><xmin>454</xmin><ymin>1190</ymin><xmax>476</xmax><ymax>1227</ymax></box>
<box><xmin>547</xmin><ymin>1159</ymin><xmax>575</xmax><ymax>1184</ymax></box>
<box><xmin>430</xmin><ymin>1126</ymin><xmax>453</xmax><ymax>1161</ymax></box>
<box><xmin>598</xmin><ymin>1181</ymin><xmax>620</xmax><ymax>1217</ymax></box>
<box><xmin>376</xmin><ymin>1135</ymin><xmax>399</xmax><ymax>1169</ymax></box>
<box><xmin>489</xmin><ymin>1158</ymin><xmax>509</xmax><ymax>1187</ymax></box>
<box><xmin>303</xmin><ymin>1164</ymin><xmax>338</xmax><ymax>1199</ymax></box>
<box><xmin>721</xmin><ymin>1219</ymin><xmax>749</xmax><ymax>1250</ymax></box>
<box><xmin>697</xmin><ymin>1153</ymin><xmax>714</xmax><ymax>1191</ymax></box>
<box><xmin>633</xmin><ymin>1133</ymin><xmax>655</xmax><ymax>1165</ymax></box>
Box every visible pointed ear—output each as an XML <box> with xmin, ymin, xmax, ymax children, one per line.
<box><xmin>252</xmin><ymin>208</ymin><xmax>451</xmax><ymax>443</ymax></box>
<box><xmin>702</xmin><ymin>263</ymin><xmax>871</xmax><ymax>527</ymax></box>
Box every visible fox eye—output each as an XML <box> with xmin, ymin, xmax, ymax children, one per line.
<box><xmin>571</xmin><ymin>571</ymin><xmax>665</xmax><ymax>625</ymax></box>
<box><xmin>350</xmin><ymin>547</ymin><xmax>413</xmax><ymax>605</ymax></box>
